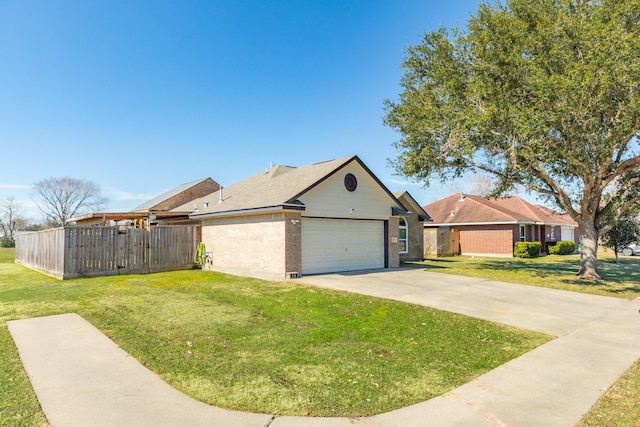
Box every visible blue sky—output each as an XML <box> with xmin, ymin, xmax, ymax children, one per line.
<box><xmin>1</xmin><ymin>0</ymin><xmax>485</xmax><ymax>220</ymax></box>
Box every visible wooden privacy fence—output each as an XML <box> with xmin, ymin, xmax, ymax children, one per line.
<box><xmin>423</xmin><ymin>228</ymin><xmax>460</xmax><ymax>257</ymax></box>
<box><xmin>15</xmin><ymin>225</ymin><xmax>200</xmax><ymax>279</ymax></box>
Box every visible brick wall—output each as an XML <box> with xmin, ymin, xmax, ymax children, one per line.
<box><xmin>202</xmin><ymin>212</ymin><xmax>299</xmax><ymax>279</ymax></box>
<box><xmin>388</xmin><ymin>217</ymin><xmax>400</xmax><ymax>268</ymax></box>
<box><xmin>153</xmin><ymin>179</ymin><xmax>220</xmax><ymax>211</ymax></box>
<box><xmin>400</xmin><ymin>212</ymin><xmax>425</xmax><ymax>262</ymax></box>
<box><xmin>283</xmin><ymin>212</ymin><xmax>302</xmax><ymax>274</ymax></box>
<box><xmin>458</xmin><ymin>225</ymin><xmax>516</xmax><ymax>256</ymax></box>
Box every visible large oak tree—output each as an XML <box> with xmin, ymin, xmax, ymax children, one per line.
<box><xmin>384</xmin><ymin>0</ymin><xmax>640</xmax><ymax>278</ymax></box>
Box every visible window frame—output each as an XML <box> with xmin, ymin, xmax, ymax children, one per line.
<box><xmin>399</xmin><ymin>218</ymin><xmax>408</xmax><ymax>254</ymax></box>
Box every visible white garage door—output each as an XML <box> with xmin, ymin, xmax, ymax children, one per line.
<box><xmin>561</xmin><ymin>227</ymin><xmax>575</xmax><ymax>241</ymax></box>
<box><xmin>302</xmin><ymin>219</ymin><xmax>385</xmax><ymax>275</ymax></box>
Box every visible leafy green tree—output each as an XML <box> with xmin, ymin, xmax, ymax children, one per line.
<box><xmin>384</xmin><ymin>0</ymin><xmax>640</xmax><ymax>278</ymax></box>
<box><xmin>601</xmin><ymin>219</ymin><xmax>640</xmax><ymax>263</ymax></box>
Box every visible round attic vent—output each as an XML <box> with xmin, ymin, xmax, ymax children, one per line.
<box><xmin>344</xmin><ymin>173</ymin><xmax>357</xmax><ymax>192</ymax></box>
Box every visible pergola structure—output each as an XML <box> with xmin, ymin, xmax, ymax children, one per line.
<box><xmin>69</xmin><ymin>211</ymin><xmax>194</xmax><ymax>229</ymax></box>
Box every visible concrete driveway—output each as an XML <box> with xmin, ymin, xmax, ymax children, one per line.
<box><xmin>296</xmin><ymin>267</ymin><xmax>640</xmax><ymax>426</ymax></box>
<box><xmin>296</xmin><ymin>267</ymin><xmax>626</xmax><ymax>336</ymax></box>
<box><xmin>8</xmin><ymin>267</ymin><xmax>640</xmax><ymax>427</ymax></box>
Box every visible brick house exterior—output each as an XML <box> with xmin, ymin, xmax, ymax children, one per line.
<box><xmin>423</xmin><ymin>194</ymin><xmax>579</xmax><ymax>258</ymax></box>
<box><xmin>176</xmin><ymin>156</ymin><xmax>410</xmax><ymax>280</ymax></box>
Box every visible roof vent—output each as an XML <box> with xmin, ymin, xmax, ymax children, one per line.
<box><xmin>450</xmin><ymin>210</ymin><xmax>455</xmax><ymax>216</ymax></box>
<box><xmin>459</xmin><ymin>192</ymin><xmax>465</xmax><ymax>201</ymax></box>
<box><xmin>218</xmin><ymin>187</ymin><xmax>224</xmax><ymax>204</ymax></box>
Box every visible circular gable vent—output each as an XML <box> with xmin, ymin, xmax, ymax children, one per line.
<box><xmin>344</xmin><ymin>173</ymin><xmax>357</xmax><ymax>192</ymax></box>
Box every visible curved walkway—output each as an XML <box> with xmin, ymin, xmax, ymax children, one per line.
<box><xmin>8</xmin><ymin>268</ymin><xmax>640</xmax><ymax>427</ymax></box>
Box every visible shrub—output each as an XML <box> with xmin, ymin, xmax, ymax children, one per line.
<box><xmin>514</xmin><ymin>241</ymin><xmax>542</xmax><ymax>258</ymax></box>
<box><xmin>548</xmin><ymin>240</ymin><xmax>576</xmax><ymax>255</ymax></box>
<box><xmin>0</xmin><ymin>236</ymin><xmax>15</xmax><ymax>248</ymax></box>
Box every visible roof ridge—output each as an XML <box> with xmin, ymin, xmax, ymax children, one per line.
<box><xmin>477</xmin><ymin>197</ymin><xmax>529</xmax><ymax>221</ymax></box>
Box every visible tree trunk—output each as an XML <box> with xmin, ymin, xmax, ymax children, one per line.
<box><xmin>614</xmin><ymin>250</ymin><xmax>619</xmax><ymax>264</ymax></box>
<box><xmin>577</xmin><ymin>221</ymin><xmax>600</xmax><ymax>279</ymax></box>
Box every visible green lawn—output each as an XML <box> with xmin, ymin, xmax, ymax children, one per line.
<box><xmin>0</xmin><ymin>248</ymin><xmax>549</xmax><ymax>425</ymax></box>
<box><xmin>412</xmin><ymin>252</ymin><xmax>640</xmax><ymax>299</ymax></box>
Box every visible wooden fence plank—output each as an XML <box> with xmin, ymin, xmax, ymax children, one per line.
<box><xmin>15</xmin><ymin>228</ymin><xmax>66</xmax><ymax>279</ymax></box>
<box><xmin>15</xmin><ymin>226</ymin><xmax>200</xmax><ymax>279</ymax></box>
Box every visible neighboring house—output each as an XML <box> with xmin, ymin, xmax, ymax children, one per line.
<box><xmin>423</xmin><ymin>193</ymin><xmax>579</xmax><ymax>257</ymax></box>
<box><xmin>71</xmin><ymin>178</ymin><xmax>219</xmax><ymax>227</ymax></box>
<box><xmin>393</xmin><ymin>191</ymin><xmax>432</xmax><ymax>262</ymax></box>
<box><xmin>171</xmin><ymin>156</ymin><xmax>409</xmax><ymax>279</ymax></box>
<box><xmin>132</xmin><ymin>178</ymin><xmax>221</xmax><ymax>212</ymax></box>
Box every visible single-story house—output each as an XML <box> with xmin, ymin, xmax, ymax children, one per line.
<box><xmin>145</xmin><ymin>156</ymin><xmax>412</xmax><ymax>278</ymax></box>
<box><xmin>165</xmin><ymin>155</ymin><xmax>416</xmax><ymax>279</ymax></box>
<box><xmin>423</xmin><ymin>193</ymin><xmax>579</xmax><ymax>257</ymax></box>
<box><xmin>67</xmin><ymin>156</ymin><xmax>423</xmax><ymax>280</ymax></box>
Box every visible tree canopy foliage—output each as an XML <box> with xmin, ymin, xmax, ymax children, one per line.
<box><xmin>601</xmin><ymin>218</ymin><xmax>640</xmax><ymax>263</ymax></box>
<box><xmin>384</xmin><ymin>0</ymin><xmax>640</xmax><ymax>278</ymax></box>
<box><xmin>32</xmin><ymin>177</ymin><xmax>106</xmax><ymax>227</ymax></box>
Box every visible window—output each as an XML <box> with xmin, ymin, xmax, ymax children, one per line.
<box><xmin>520</xmin><ymin>225</ymin><xmax>526</xmax><ymax>242</ymax></box>
<box><xmin>399</xmin><ymin>218</ymin><xmax>408</xmax><ymax>253</ymax></box>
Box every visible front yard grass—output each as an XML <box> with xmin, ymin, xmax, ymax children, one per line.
<box><xmin>413</xmin><ymin>252</ymin><xmax>640</xmax><ymax>299</ymax></box>
<box><xmin>0</xmin><ymin>248</ymin><xmax>550</xmax><ymax>425</ymax></box>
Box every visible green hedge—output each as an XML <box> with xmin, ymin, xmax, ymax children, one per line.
<box><xmin>547</xmin><ymin>240</ymin><xmax>576</xmax><ymax>255</ymax></box>
<box><xmin>0</xmin><ymin>237</ymin><xmax>15</xmax><ymax>248</ymax></box>
<box><xmin>514</xmin><ymin>241</ymin><xmax>542</xmax><ymax>258</ymax></box>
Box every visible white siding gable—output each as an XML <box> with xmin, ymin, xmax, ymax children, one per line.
<box><xmin>299</xmin><ymin>162</ymin><xmax>397</xmax><ymax>220</ymax></box>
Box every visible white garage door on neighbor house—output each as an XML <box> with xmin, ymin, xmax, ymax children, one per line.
<box><xmin>561</xmin><ymin>226</ymin><xmax>575</xmax><ymax>242</ymax></box>
<box><xmin>301</xmin><ymin>218</ymin><xmax>385</xmax><ymax>275</ymax></box>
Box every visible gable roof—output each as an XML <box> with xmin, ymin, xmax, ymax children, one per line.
<box><xmin>393</xmin><ymin>191</ymin><xmax>432</xmax><ymax>222</ymax></box>
<box><xmin>132</xmin><ymin>178</ymin><xmax>220</xmax><ymax>212</ymax></box>
<box><xmin>178</xmin><ymin>156</ymin><xmax>406</xmax><ymax>218</ymax></box>
<box><xmin>423</xmin><ymin>194</ymin><xmax>577</xmax><ymax>227</ymax></box>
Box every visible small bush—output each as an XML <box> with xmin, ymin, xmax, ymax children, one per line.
<box><xmin>0</xmin><ymin>236</ymin><xmax>15</xmax><ymax>248</ymax></box>
<box><xmin>514</xmin><ymin>241</ymin><xmax>542</xmax><ymax>258</ymax></box>
<box><xmin>548</xmin><ymin>240</ymin><xmax>576</xmax><ymax>255</ymax></box>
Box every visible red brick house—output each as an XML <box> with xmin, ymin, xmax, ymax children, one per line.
<box><xmin>423</xmin><ymin>194</ymin><xmax>579</xmax><ymax>257</ymax></box>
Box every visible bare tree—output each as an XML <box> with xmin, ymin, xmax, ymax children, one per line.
<box><xmin>448</xmin><ymin>173</ymin><xmax>513</xmax><ymax>198</ymax></box>
<box><xmin>32</xmin><ymin>177</ymin><xmax>107</xmax><ymax>227</ymax></box>
<box><xmin>0</xmin><ymin>197</ymin><xmax>27</xmax><ymax>246</ymax></box>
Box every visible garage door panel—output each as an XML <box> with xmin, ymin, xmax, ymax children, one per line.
<box><xmin>561</xmin><ymin>227</ymin><xmax>574</xmax><ymax>242</ymax></box>
<box><xmin>302</xmin><ymin>219</ymin><xmax>384</xmax><ymax>275</ymax></box>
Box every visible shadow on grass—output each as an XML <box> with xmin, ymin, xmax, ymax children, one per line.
<box><xmin>477</xmin><ymin>258</ymin><xmax>577</xmax><ymax>276</ymax></box>
<box><xmin>428</xmin><ymin>256</ymin><xmax>640</xmax><ymax>296</ymax></box>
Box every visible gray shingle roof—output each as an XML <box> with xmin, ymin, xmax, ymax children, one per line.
<box><xmin>177</xmin><ymin>156</ymin><xmax>404</xmax><ymax>217</ymax></box>
<box><xmin>393</xmin><ymin>191</ymin><xmax>432</xmax><ymax>221</ymax></box>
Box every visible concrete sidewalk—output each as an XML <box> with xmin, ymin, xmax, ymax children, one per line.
<box><xmin>8</xmin><ymin>268</ymin><xmax>640</xmax><ymax>426</ymax></box>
